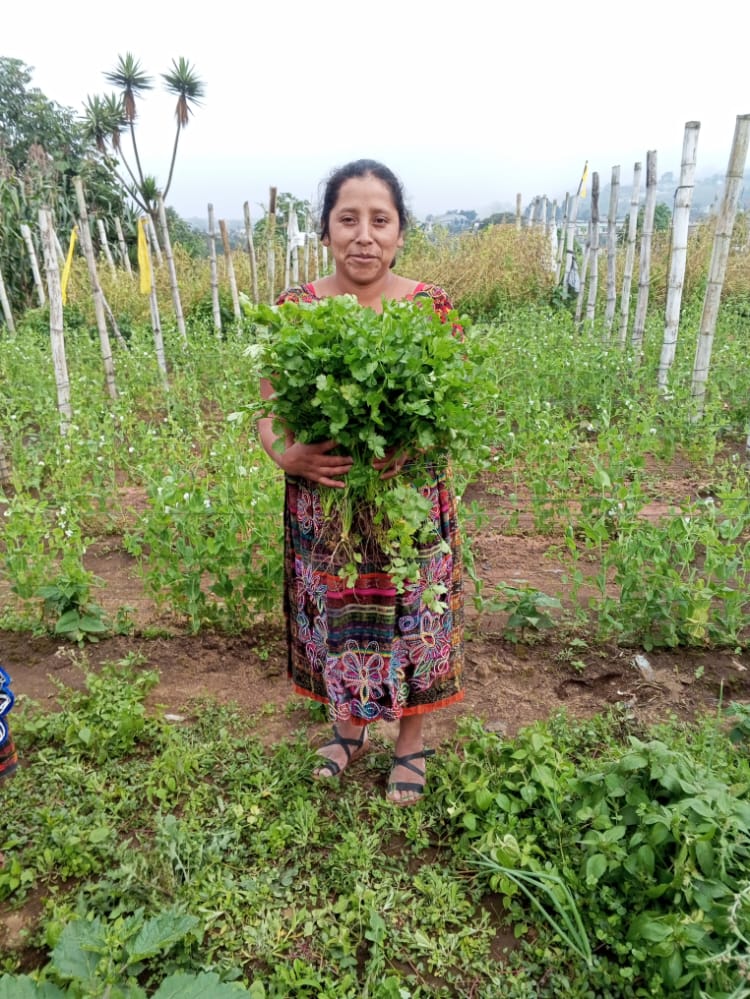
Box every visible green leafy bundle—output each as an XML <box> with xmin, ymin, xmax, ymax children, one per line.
<box><xmin>245</xmin><ymin>294</ymin><xmax>493</xmax><ymax>600</ymax></box>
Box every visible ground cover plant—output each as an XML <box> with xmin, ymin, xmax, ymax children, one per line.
<box><xmin>3</xmin><ymin>658</ymin><xmax>750</xmax><ymax>996</ymax></box>
<box><xmin>1</xmin><ymin>233</ymin><xmax>750</xmax><ymax>995</ymax></box>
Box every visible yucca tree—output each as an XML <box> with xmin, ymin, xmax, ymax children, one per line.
<box><xmin>103</xmin><ymin>53</ymin><xmax>153</xmax><ymax>193</ymax></box>
<box><xmin>161</xmin><ymin>58</ymin><xmax>205</xmax><ymax>200</ymax></box>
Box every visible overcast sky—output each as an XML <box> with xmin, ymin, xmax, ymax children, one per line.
<box><xmin>5</xmin><ymin>0</ymin><xmax>748</xmax><ymax>222</ymax></box>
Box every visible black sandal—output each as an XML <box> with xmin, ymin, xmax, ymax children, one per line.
<box><xmin>312</xmin><ymin>726</ymin><xmax>369</xmax><ymax>780</ymax></box>
<box><xmin>386</xmin><ymin>749</ymin><xmax>435</xmax><ymax>806</ymax></box>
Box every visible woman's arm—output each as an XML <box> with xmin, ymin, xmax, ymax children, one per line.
<box><xmin>257</xmin><ymin>378</ymin><xmax>354</xmax><ymax>488</ymax></box>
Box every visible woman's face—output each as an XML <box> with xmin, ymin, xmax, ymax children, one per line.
<box><xmin>323</xmin><ymin>174</ymin><xmax>404</xmax><ymax>285</ymax></box>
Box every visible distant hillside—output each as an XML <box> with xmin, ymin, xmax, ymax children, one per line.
<box><xmin>181</xmin><ymin>169</ymin><xmax>749</xmax><ymax>231</ymax></box>
<box><xmin>575</xmin><ymin>170</ymin><xmax>750</xmax><ymax>221</ymax></box>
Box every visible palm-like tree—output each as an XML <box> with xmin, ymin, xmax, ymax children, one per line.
<box><xmin>104</xmin><ymin>53</ymin><xmax>153</xmax><ymax>193</ymax></box>
<box><xmin>161</xmin><ymin>58</ymin><xmax>205</xmax><ymax>200</ymax></box>
<box><xmin>82</xmin><ymin>93</ymin><xmax>152</xmax><ymax>215</ymax></box>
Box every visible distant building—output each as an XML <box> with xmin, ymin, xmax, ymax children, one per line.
<box><xmin>423</xmin><ymin>211</ymin><xmax>475</xmax><ymax>234</ymax></box>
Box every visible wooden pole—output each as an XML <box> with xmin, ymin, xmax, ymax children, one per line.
<box><xmin>631</xmin><ymin>150</ymin><xmax>658</xmax><ymax>360</ymax></box>
<box><xmin>140</xmin><ymin>216</ymin><xmax>168</xmax><ymax>385</ymax></box>
<box><xmin>515</xmin><ymin>193</ymin><xmax>522</xmax><ymax>230</ymax></box>
<box><xmin>0</xmin><ymin>266</ymin><xmax>15</xmax><ymax>334</ymax></box>
<box><xmin>618</xmin><ymin>161</ymin><xmax>642</xmax><ymax>347</ymax></box>
<box><xmin>585</xmin><ymin>173</ymin><xmax>601</xmax><ymax>324</ymax></box>
<box><xmin>219</xmin><ymin>219</ymin><xmax>241</xmax><ymax>320</ymax></box>
<box><xmin>562</xmin><ymin>193</ymin><xmax>582</xmax><ymax>298</ymax></box>
<box><xmin>20</xmin><ymin>224</ymin><xmax>45</xmax><ymax>307</ymax></box>
<box><xmin>157</xmin><ymin>196</ymin><xmax>187</xmax><ymax>341</ymax></box>
<box><xmin>96</xmin><ymin>219</ymin><xmax>116</xmax><ymax>275</ymax></box>
<box><xmin>73</xmin><ymin>177</ymin><xmax>117</xmax><ymax>400</ymax></box>
<box><xmin>114</xmin><ymin>217</ymin><xmax>133</xmax><ymax>275</ymax></box>
<box><xmin>146</xmin><ymin>217</ymin><xmax>163</xmax><ymax>267</ymax></box>
<box><xmin>574</xmin><ymin>221</ymin><xmax>591</xmax><ymax>324</ymax></box>
<box><xmin>604</xmin><ymin>165</ymin><xmax>620</xmax><ymax>337</ymax></box>
<box><xmin>691</xmin><ymin>114</ymin><xmax>750</xmax><ymax>418</ymax></box>
<box><xmin>267</xmin><ymin>187</ymin><xmax>277</xmax><ymax>304</ymax></box>
<box><xmin>207</xmin><ymin>204</ymin><xmax>222</xmax><ymax>334</ymax></box>
<box><xmin>658</xmin><ymin>122</ymin><xmax>701</xmax><ymax>390</ymax></box>
<box><xmin>555</xmin><ymin>194</ymin><xmax>569</xmax><ymax>281</ymax></box>
<box><xmin>38</xmin><ymin>208</ymin><xmax>71</xmax><ymax>435</ymax></box>
<box><xmin>243</xmin><ymin>201</ymin><xmax>259</xmax><ymax>304</ymax></box>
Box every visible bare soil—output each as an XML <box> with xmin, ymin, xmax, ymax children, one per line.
<box><xmin>2</xmin><ymin>472</ymin><xmax>749</xmax><ymax>750</ymax></box>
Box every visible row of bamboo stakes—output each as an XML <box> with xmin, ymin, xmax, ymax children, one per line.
<box><xmin>519</xmin><ymin>115</ymin><xmax>750</xmax><ymax>437</ymax></box>
<box><xmin>0</xmin><ymin>116</ymin><xmax>749</xmax><ymax>462</ymax></box>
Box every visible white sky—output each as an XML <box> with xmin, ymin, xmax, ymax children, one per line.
<box><xmin>5</xmin><ymin>0</ymin><xmax>748</xmax><ymax>222</ymax></box>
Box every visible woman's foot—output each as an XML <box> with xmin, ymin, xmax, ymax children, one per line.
<box><xmin>312</xmin><ymin>723</ymin><xmax>369</xmax><ymax>779</ymax></box>
<box><xmin>386</xmin><ymin>748</ymin><xmax>435</xmax><ymax>805</ymax></box>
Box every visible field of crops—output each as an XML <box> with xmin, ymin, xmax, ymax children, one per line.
<box><xmin>2</xmin><ymin>251</ymin><xmax>750</xmax><ymax>995</ymax></box>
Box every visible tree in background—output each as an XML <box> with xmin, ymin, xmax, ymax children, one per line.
<box><xmin>0</xmin><ymin>57</ymin><xmax>126</xmax><ymax>315</ymax></box>
<box><xmin>83</xmin><ymin>52</ymin><xmax>205</xmax><ymax>220</ymax></box>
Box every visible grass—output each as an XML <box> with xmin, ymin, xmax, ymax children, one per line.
<box><xmin>2</xmin><ymin>658</ymin><xmax>750</xmax><ymax>996</ymax></box>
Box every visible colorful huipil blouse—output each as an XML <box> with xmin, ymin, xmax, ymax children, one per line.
<box><xmin>273</xmin><ymin>282</ymin><xmax>464</xmax><ymax>724</ymax></box>
<box><xmin>0</xmin><ymin>666</ymin><xmax>18</xmax><ymax>780</ymax></box>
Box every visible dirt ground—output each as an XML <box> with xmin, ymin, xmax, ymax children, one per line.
<box><xmin>2</xmin><ymin>472</ymin><xmax>749</xmax><ymax>750</ymax></box>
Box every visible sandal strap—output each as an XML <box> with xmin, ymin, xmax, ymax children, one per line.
<box><xmin>319</xmin><ymin>726</ymin><xmax>366</xmax><ymax>762</ymax></box>
<box><xmin>387</xmin><ymin>780</ymin><xmax>425</xmax><ymax>795</ymax></box>
<box><xmin>314</xmin><ymin>726</ymin><xmax>367</xmax><ymax>777</ymax></box>
<box><xmin>390</xmin><ymin>749</ymin><xmax>434</xmax><ymax>777</ymax></box>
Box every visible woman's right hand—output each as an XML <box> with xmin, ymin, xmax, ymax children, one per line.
<box><xmin>279</xmin><ymin>439</ymin><xmax>353</xmax><ymax>488</ymax></box>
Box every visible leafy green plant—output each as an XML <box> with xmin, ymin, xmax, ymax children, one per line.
<box><xmin>0</xmin><ymin>910</ymin><xmax>258</xmax><ymax>997</ymax></box>
<box><xmin>486</xmin><ymin>582</ymin><xmax>562</xmax><ymax>641</ymax></box>
<box><xmin>36</xmin><ymin>576</ymin><xmax>109</xmax><ymax>645</ymax></box>
<box><xmin>245</xmin><ymin>294</ymin><xmax>495</xmax><ymax>608</ymax></box>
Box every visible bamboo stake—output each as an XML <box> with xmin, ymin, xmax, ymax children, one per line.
<box><xmin>631</xmin><ymin>150</ymin><xmax>658</xmax><ymax>360</ymax></box>
<box><xmin>73</xmin><ymin>178</ymin><xmax>117</xmax><ymax>400</ymax></box>
<box><xmin>585</xmin><ymin>173</ymin><xmax>601</xmax><ymax>324</ymax></box>
<box><xmin>574</xmin><ymin>221</ymin><xmax>591</xmax><ymax>325</ymax></box>
<box><xmin>207</xmin><ymin>204</ymin><xmax>222</xmax><ymax>335</ymax></box>
<box><xmin>20</xmin><ymin>224</ymin><xmax>45</xmax><ymax>307</ymax></box>
<box><xmin>114</xmin><ymin>217</ymin><xmax>133</xmax><ymax>274</ymax></box>
<box><xmin>604</xmin><ymin>165</ymin><xmax>620</xmax><ymax>337</ymax></box>
<box><xmin>284</xmin><ymin>206</ymin><xmax>292</xmax><ymax>289</ymax></box>
<box><xmin>658</xmin><ymin>122</ymin><xmax>701</xmax><ymax>390</ymax></box>
<box><xmin>243</xmin><ymin>201</ymin><xmax>259</xmax><ymax>304</ymax></box>
<box><xmin>157</xmin><ymin>196</ymin><xmax>187</xmax><ymax>341</ymax></box>
<box><xmin>267</xmin><ymin>187</ymin><xmax>277</xmax><ymax>303</ymax></box>
<box><xmin>53</xmin><ymin>229</ymin><xmax>65</xmax><ymax>266</ymax></box>
<box><xmin>39</xmin><ymin>208</ymin><xmax>71</xmax><ymax>435</ymax></box>
<box><xmin>146</xmin><ymin>217</ymin><xmax>163</xmax><ymax>267</ymax></box>
<box><xmin>311</xmin><ymin>232</ymin><xmax>320</xmax><ymax>281</ymax></box>
<box><xmin>96</xmin><ymin>219</ymin><xmax>116</xmax><ymax>275</ymax></box>
<box><xmin>140</xmin><ymin>216</ymin><xmax>168</xmax><ymax>386</ymax></box>
<box><xmin>691</xmin><ymin>114</ymin><xmax>750</xmax><ymax>419</ymax></box>
<box><xmin>219</xmin><ymin>219</ymin><xmax>241</xmax><ymax>320</ymax></box>
<box><xmin>562</xmin><ymin>193</ymin><xmax>582</xmax><ymax>298</ymax></box>
<box><xmin>555</xmin><ymin>194</ymin><xmax>569</xmax><ymax>280</ymax></box>
<box><xmin>304</xmin><ymin>209</ymin><xmax>312</xmax><ymax>284</ymax></box>
<box><xmin>0</xmin><ymin>266</ymin><xmax>15</xmax><ymax>334</ymax></box>
<box><xmin>618</xmin><ymin>162</ymin><xmax>642</xmax><ymax>347</ymax></box>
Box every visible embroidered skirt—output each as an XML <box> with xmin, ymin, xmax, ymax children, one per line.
<box><xmin>283</xmin><ymin>463</ymin><xmax>464</xmax><ymax>724</ymax></box>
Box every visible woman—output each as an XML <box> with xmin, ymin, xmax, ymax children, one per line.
<box><xmin>257</xmin><ymin>159</ymin><xmax>463</xmax><ymax>805</ymax></box>
<box><xmin>0</xmin><ymin>666</ymin><xmax>18</xmax><ymax>781</ymax></box>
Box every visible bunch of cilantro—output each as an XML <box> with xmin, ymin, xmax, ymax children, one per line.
<box><xmin>246</xmin><ymin>294</ymin><xmax>492</xmax><ymax>600</ymax></box>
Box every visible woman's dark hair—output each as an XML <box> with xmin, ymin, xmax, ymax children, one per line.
<box><xmin>319</xmin><ymin>159</ymin><xmax>408</xmax><ymax>240</ymax></box>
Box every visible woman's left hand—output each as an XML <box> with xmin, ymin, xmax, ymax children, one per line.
<box><xmin>372</xmin><ymin>447</ymin><xmax>409</xmax><ymax>480</ymax></box>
